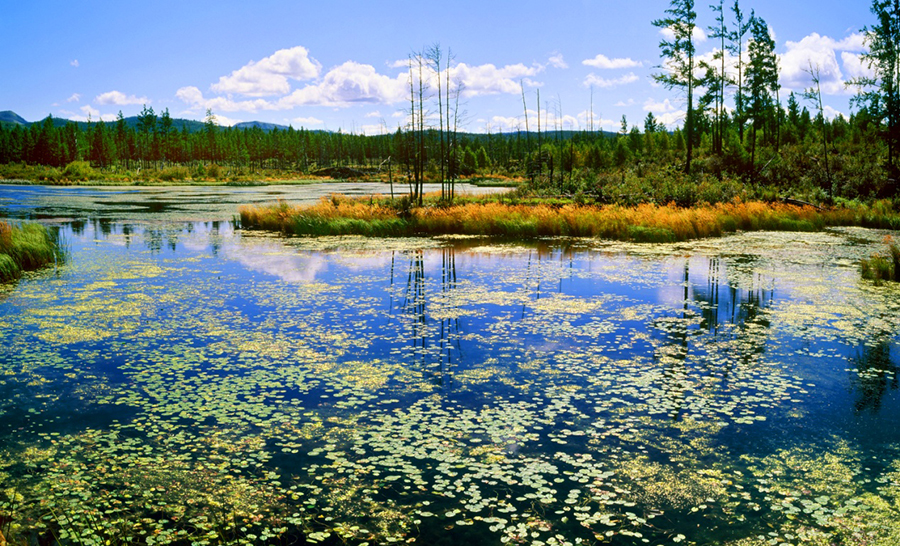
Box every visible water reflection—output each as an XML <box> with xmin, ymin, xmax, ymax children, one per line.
<box><xmin>850</xmin><ymin>338</ymin><xmax>899</xmax><ymax>413</ymax></box>
<box><xmin>394</xmin><ymin>248</ymin><xmax>464</xmax><ymax>389</ymax></box>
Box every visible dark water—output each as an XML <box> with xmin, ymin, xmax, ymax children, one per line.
<box><xmin>1</xmin><ymin>185</ymin><xmax>899</xmax><ymax>546</ymax></box>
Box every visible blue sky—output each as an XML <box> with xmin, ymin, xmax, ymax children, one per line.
<box><xmin>2</xmin><ymin>1</ymin><xmax>874</xmax><ymax>134</ymax></box>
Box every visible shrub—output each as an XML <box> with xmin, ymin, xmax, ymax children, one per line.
<box><xmin>62</xmin><ymin>161</ymin><xmax>95</xmax><ymax>181</ymax></box>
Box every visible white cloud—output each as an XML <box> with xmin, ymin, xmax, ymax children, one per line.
<box><xmin>659</xmin><ymin>25</ymin><xmax>707</xmax><ymax>43</ymax></box>
<box><xmin>76</xmin><ymin>105</ymin><xmax>116</xmax><ymax>122</ymax></box>
<box><xmin>780</xmin><ymin>32</ymin><xmax>867</xmax><ymax>95</ymax></box>
<box><xmin>360</xmin><ymin>124</ymin><xmax>390</xmax><ymax>135</ymax></box>
<box><xmin>842</xmin><ymin>51</ymin><xmax>875</xmax><ymax>82</ymax></box>
<box><xmin>211</xmin><ymin>46</ymin><xmax>322</xmax><ymax>97</ymax></box>
<box><xmin>211</xmin><ymin>114</ymin><xmax>242</xmax><ymax>127</ymax></box>
<box><xmin>655</xmin><ymin>110</ymin><xmax>687</xmax><ymax>129</ymax></box>
<box><xmin>364</xmin><ymin>110</ymin><xmax>382</xmax><ymax>118</ymax></box>
<box><xmin>96</xmin><ymin>90</ymin><xmax>150</xmax><ymax>106</ymax></box>
<box><xmin>615</xmin><ymin>99</ymin><xmax>636</xmax><ymax>107</ymax></box>
<box><xmin>176</xmin><ymin>86</ymin><xmax>275</xmax><ymax>113</ymax></box>
<box><xmin>643</xmin><ymin>98</ymin><xmax>677</xmax><ymax>113</ymax></box>
<box><xmin>291</xmin><ymin>116</ymin><xmax>324</xmax><ymax>126</ymax></box>
<box><xmin>70</xmin><ymin>60</ymin><xmax>79</xmax><ymax>67</ymax></box>
<box><xmin>278</xmin><ymin>61</ymin><xmax>408</xmax><ymax>107</ymax></box>
<box><xmin>583</xmin><ymin>72</ymin><xmax>639</xmax><ymax>88</ymax></box>
<box><xmin>582</xmin><ymin>54</ymin><xmax>642</xmax><ymax>69</ymax></box>
<box><xmin>549</xmin><ymin>54</ymin><xmax>568</xmax><ymax>69</ymax></box>
<box><xmin>452</xmin><ymin>62</ymin><xmax>543</xmax><ymax>97</ymax></box>
<box><xmin>67</xmin><ymin>93</ymin><xmax>81</xmax><ymax>103</ymax></box>
<box><xmin>823</xmin><ymin>105</ymin><xmax>846</xmax><ymax>120</ymax></box>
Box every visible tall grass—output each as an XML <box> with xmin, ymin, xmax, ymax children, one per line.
<box><xmin>861</xmin><ymin>237</ymin><xmax>900</xmax><ymax>284</ymax></box>
<box><xmin>239</xmin><ymin>195</ymin><xmax>900</xmax><ymax>243</ymax></box>
<box><xmin>0</xmin><ymin>220</ymin><xmax>63</xmax><ymax>282</ymax></box>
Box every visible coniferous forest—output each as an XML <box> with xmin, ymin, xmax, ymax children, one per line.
<box><xmin>1</xmin><ymin>0</ymin><xmax>899</xmax><ymax>207</ymax></box>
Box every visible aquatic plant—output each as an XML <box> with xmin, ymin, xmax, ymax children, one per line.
<box><xmin>0</xmin><ymin>220</ymin><xmax>63</xmax><ymax>282</ymax></box>
<box><xmin>861</xmin><ymin>236</ymin><xmax>900</xmax><ymax>283</ymax></box>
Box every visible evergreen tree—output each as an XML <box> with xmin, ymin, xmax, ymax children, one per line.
<box><xmin>653</xmin><ymin>0</ymin><xmax>698</xmax><ymax>173</ymax></box>
<box><xmin>851</xmin><ymin>0</ymin><xmax>900</xmax><ymax>186</ymax></box>
<box><xmin>745</xmin><ymin>15</ymin><xmax>779</xmax><ymax>169</ymax></box>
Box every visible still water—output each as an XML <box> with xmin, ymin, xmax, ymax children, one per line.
<box><xmin>1</xmin><ymin>184</ymin><xmax>899</xmax><ymax>545</ymax></box>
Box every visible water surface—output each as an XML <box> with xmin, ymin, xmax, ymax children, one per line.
<box><xmin>1</xmin><ymin>186</ymin><xmax>899</xmax><ymax>546</ymax></box>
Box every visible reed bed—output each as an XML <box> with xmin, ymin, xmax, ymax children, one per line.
<box><xmin>0</xmin><ymin>220</ymin><xmax>62</xmax><ymax>282</ymax></box>
<box><xmin>238</xmin><ymin>195</ymin><xmax>900</xmax><ymax>243</ymax></box>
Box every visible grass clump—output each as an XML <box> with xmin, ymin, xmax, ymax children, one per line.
<box><xmin>861</xmin><ymin>237</ymin><xmax>900</xmax><ymax>284</ymax></box>
<box><xmin>0</xmin><ymin>220</ymin><xmax>63</xmax><ymax>282</ymax></box>
<box><xmin>239</xmin><ymin>193</ymin><xmax>900</xmax><ymax>243</ymax></box>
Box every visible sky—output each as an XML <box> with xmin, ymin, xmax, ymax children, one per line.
<box><xmin>1</xmin><ymin>0</ymin><xmax>876</xmax><ymax>134</ymax></box>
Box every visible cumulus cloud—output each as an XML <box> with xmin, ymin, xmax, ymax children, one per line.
<box><xmin>96</xmin><ymin>90</ymin><xmax>150</xmax><ymax>106</ymax></box>
<box><xmin>176</xmin><ymin>86</ymin><xmax>275</xmax><ymax>113</ymax></box>
<box><xmin>451</xmin><ymin>62</ymin><xmax>543</xmax><ymax>97</ymax></box>
<box><xmin>291</xmin><ymin>116</ymin><xmax>324</xmax><ymax>126</ymax></box>
<box><xmin>582</xmin><ymin>54</ymin><xmax>642</xmax><ymax>69</ymax></box>
<box><xmin>210</xmin><ymin>114</ymin><xmax>242</xmax><ymax>127</ymax></box>
<box><xmin>659</xmin><ymin>25</ymin><xmax>707</xmax><ymax>43</ymax></box>
<box><xmin>583</xmin><ymin>72</ymin><xmax>639</xmax><ymax>88</ymax></box>
<box><xmin>364</xmin><ymin>110</ymin><xmax>382</xmax><ymax>118</ymax></box>
<box><xmin>211</xmin><ymin>46</ymin><xmax>322</xmax><ymax>97</ymax></box>
<box><xmin>643</xmin><ymin>98</ymin><xmax>678</xmax><ymax>113</ymax></box>
<box><xmin>67</xmin><ymin>93</ymin><xmax>81</xmax><ymax>103</ymax></box>
<box><xmin>780</xmin><ymin>32</ymin><xmax>867</xmax><ymax>95</ymax></box>
<box><xmin>842</xmin><ymin>51</ymin><xmax>875</xmax><ymax>83</ymax></box>
<box><xmin>77</xmin><ymin>105</ymin><xmax>116</xmax><ymax>122</ymax></box>
<box><xmin>278</xmin><ymin>61</ymin><xmax>408</xmax><ymax>107</ymax></box>
<box><xmin>654</xmin><ymin>110</ymin><xmax>687</xmax><ymax>129</ymax></box>
<box><xmin>70</xmin><ymin>60</ymin><xmax>79</xmax><ymax>67</ymax></box>
<box><xmin>549</xmin><ymin>54</ymin><xmax>568</xmax><ymax>69</ymax></box>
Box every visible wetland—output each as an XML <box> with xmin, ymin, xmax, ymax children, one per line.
<box><xmin>1</xmin><ymin>184</ymin><xmax>899</xmax><ymax>546</ymax></box>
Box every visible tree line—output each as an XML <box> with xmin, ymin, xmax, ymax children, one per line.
<box><xmin>1</xmin><ymin>0</ymin><xmax>898</xmax><ymax>201</ymax></box>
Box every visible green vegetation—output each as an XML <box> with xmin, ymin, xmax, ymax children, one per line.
<box><xmin>861</xmin><ymin>236</ymin><xmax>900</xmax><ymax>283</ymax></box>
<box><xmin>0</xmin><ymin>220</ymin><xmax>62</xmax><ymax>282</ymax></box>
<box><xmin>239</xmin><ymin>193</ymin><xmax>900</xmax><ymax>241</ymax></box>
<box><xmin>1</xmin><ymin>1</ymin><xmax>899</xmax><ymax>199</ymax></box>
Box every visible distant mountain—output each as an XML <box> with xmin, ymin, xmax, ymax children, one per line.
<box><xmin>1</xmin><ymin>110</ymin><xmax>622</xmax><ymax>140</ymax></box>
<box><xmin>0</xmin><ymin>111</ymin><xmax>285</xmax><ymax>133</ymax></box>
<box><xmin>233</xmin><ymin>120</ymin><xmax>291</xmax><ymax>131</ymax></box>
<box><xmin>0</xmin><ymin>111</ymin><xmax>29</xmax><ymax>126</ymax></box>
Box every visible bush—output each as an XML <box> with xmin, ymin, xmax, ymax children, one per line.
<box><xmin>157</xmin><ymin>166</ymin><xmax>190</xmax><ymax>181</ymax></box>
<box><xmin>62</xmin><ymin>161</ymin><xmax>95</xmax><ymax>181</ymax></box>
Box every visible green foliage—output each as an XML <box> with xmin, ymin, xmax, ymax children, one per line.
<box><xmin>62</xmin><ymin>160</ymin><xmax>96</xmax><ymax>181</ymax></box>
<box><xmin>861</xmin><ymin>237</ymin><xmax>900</xmax><ymax>283</ymax></box>
<box><xmin>0</xmin><ymin>220</ymin><xmax>63</xmax><ymax>282</ymax></box>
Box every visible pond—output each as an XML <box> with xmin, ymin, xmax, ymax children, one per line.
<box><xmin>1</xmin><ymin>184</ymin><xmax>899</xmax><ymax>546</ymax></box>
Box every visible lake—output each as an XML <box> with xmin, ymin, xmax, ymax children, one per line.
<box><xmin>1</xmin><ymin>184</ymin><xmax>899</xmax><ymax>546</ymax></box>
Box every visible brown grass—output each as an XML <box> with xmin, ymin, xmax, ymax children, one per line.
<box><xmin>238</xmin><ymin>195</ymin><xmax>899</xmax><ymax>242</ymax></box>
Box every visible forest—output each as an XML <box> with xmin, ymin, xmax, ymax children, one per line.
<box><xmin>1</xmin><ymin>0</ymin><xmax>898</xmax><ymax>207</ymax></box>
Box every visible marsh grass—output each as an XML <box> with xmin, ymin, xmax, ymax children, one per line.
<box><xmin>239</xmin><ymin>194</ymin><xmax>900</xmax><ymax>242</ymax></box>
<box><xmin>861</xmin><ymin>237</ymin><xmax>900</xmax><ymax>284</ymax></box>
<box><xmin>0</xmin><ymin>221</ymin><xmax>63</xmax><ymax>282</ymax></box>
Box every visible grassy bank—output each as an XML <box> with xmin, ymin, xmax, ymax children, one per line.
<box><xmin>239</xmin><ymin>194</ymin><xmax>900</xmax><ymax>242</ymax></box>
<box><xmin>0</xmin><ymin>161</ymin><xmax>519</xmax><ymax>187</ymax></box>
<box><xmin>861</xmin><ymin>237</ymin><xmax>900</xmax><ymax>283</ymax></box>
<box><xmin>0</xmin><ymin>221</ymin><xmax>63</xmax><ymax>282</ymax></box>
